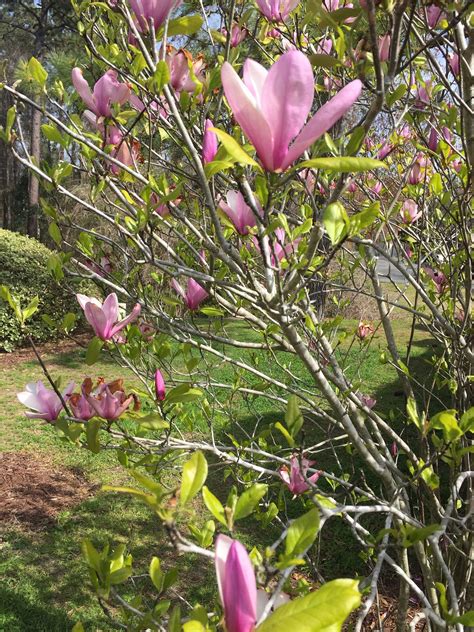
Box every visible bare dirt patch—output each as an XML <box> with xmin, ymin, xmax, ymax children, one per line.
<box><xmin>0</xmin><ymin>335</ymin><xmax>89</xmax><ymax>369</ymax></box>
<box><xmin>0</xmin><ymin>451</ymin><xmax>95</xmax><ymax>530</ymax></box>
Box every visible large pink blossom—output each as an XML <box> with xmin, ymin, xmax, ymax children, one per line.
<box><xmin>72</xmin><ymin>68</ymin><xmax>130</xmax><ymax>118</ymax></box>
<box><xmin>221</xmin><ymin>50</ymin><xmax>362</xmax><ymax>172</ymax></box>
<box><xmin>171</xmin><ymin>278</ymin><xmax>209</xmax><ymax>311</ymax></box>
<box><xmin>280</xmin><ymin>455</ymin><xmax>320</xmax><ymax>495</ymax></box>
<box><xmin>219</xmin><ymin>190</ymin><xmax>261</xmax><ymax>235</ymax></box>
<box><xmin>17</xmin><ymin>380</ymin><xmax>74</xmax><ymax>422</ymax></box>
<box><xmin>255</xmin><ymin>0</ymin><xmax>300</xmax><ymax>21</ymax></box>
<box><xmin>77</xmin><ymin>293</ymin><xmax>141</xmax><ymax>341</ymax></box>
<box><xmin>129</xmin><ymin>0</ymin><xmax>180</xmax><ymax>33</ymax></box>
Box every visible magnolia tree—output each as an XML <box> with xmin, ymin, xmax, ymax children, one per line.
<box><xmin>3</xmin><ymin>0</ymin><xmax>473</xmax><ymax>629</ymax></box>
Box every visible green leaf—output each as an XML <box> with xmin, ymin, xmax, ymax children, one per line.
<box><xmin>285</xmin><ymin>395</ymin><xmax>304</xmax><ymax>437</ymax></box>
<box><xmin>60</xmin><ymin>312</ymin><xmax>76</xmax><ymax>333</ymax></box>
<box><xmin>48</xmin><ymin>222</ymin><xmax>62</xmax><ymax>246</ymax></box>
<box><xmin>234</xmin><ymin>483</ymin><xmax>268</xmax><ymax>520</ymax></box>
<box><xmin>256</xmin><ymin>579</ymin><xmax>361</xmax><ymax>632</ymax></box>
<box><xmin>406</xmin><ymin>397</ymin><xmax>422</xmax><ymax>431</ymax></box>
<box><xmin>149</xmin><ymin>61</ymin><xmax>170</xmax><ymax>93</ymax></box>
<box><xmin>86</xmin><ymin>418</ymin><xmax>102</xmax><ymax>454</ymax></box>
<box><xmin>299</xmin><ymin>157</ymin><xmax>385</xmax><ymax>172</ymax></box>
<box><xmin>211</xmin><ymin>128</ymin><xmax>262</xmax><ymax>170</ymax></box>
<box><xmin>285</xmin><ymin>508</ymin><xmax>320</xmax><ymax>558</ymax></box>
<box><xmin>460</xmin><ymin>407</ymin><xmax>474</xmax><ymax>433</ymax></box>
<box><xmin>430</xmin><ymin>411</ymin><xmax>463</xmax><ymax>442</ymax></box>
<box><xmin>309</xmin><ymin>54</ymin><xmax>341</xmax><ymax>68</ymax></box>
<box><xmin>72</xmin><ymin>623</ymin><xmax>85</xmax><ymax>632</ymax></box>
<box><xmin>348</xmin><ymin>202</ymin><xmax>380</xmax><ymax>235</ymax></box>
<box><xmin>81</xmin><ymin>539</ymin><xmax>102</xmax><ymax>574</ymax></box>
<box><xmin>42</xmin><ymin>124</ymin><xmax>63</xmax><ymax>144</ymax></box>
<box><xmin>323</xmin><ymin>202</ymin><xmax>349</xmax><ymax>245</ymax></box>
<box><xmin>204</xmin><ymin>160</ymin><xmax>234</xmax><ymax>177</ymax></box>
<box><xmin>26</xmin><ymin>57</ymin><xmax>48</xmax><ymax>87</ymax></box>
<box><xmin>166</xmin><ymin>384</ymin><xmax>203</xmax><ymax>404</ymax></box>
<box><xmin>85</xmin><ymin>336</ymin><xmax>104</xmax><ymax>365</ymax></box>
<box><xmin>345</xmin><ymin>126</ymin><xmax>366</xmax><ymax>156</ymax></box>
<box><xmin>400</xmin><ymin>523</ymin><xmax>440</xmax><ymax>547</ymax></box>
<box><xmin>22</xmin><ymin>296</ymin><xmax>39</xmax><ymax>322</ymax></box>
<box><xmin>202</xmin><ymin>486</ymin><xmax>226</xmax><ymax>526</ymax></box>
<box><xmin>168</xmin><ymin>605</ymin><xmax>181</xmax><ymax>632</ymax></box>
<box><xmin>180</xmin><ymin>451</ymin><xmax>208</xmax><ymax>506</ymax></box>
<box><xmin>452</xmin><ymin>611</ymin><xmax>474</xmax><ymax>625</ymax></box>
<box><xmin>150</xmin><ymin>556</ymin><xmax>164</xmax><ymax>592</ymax></box>
<box><xmin>135</xmin><ymin>412</ymin><xmax>169</xmax><ymax>430</ymax></box>
<box><xmin>274</xmin><ymin>421</ymin><xmax>295</xmax><ymax>447</ymax></box>
<box><xmin>166</xmin><ymin>15</ymin><xmax>203</xmax><ymax>36</ymax></box>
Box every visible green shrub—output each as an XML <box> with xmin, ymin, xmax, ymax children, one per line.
<box><xmin>0</xmin><ymin>229</ymin><xmax>81</xmax><ymax>351</ymax></box>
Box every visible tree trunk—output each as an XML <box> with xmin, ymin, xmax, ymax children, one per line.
<box><xmin>27</xmin><ymin>105</ymin><xmax>41</xmax><ymax>238</ymax></box>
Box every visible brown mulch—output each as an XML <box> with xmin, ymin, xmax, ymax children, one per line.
<box><xmin>0</xmin><ymin>451</ymin><xmax>95</xmax><ymax>530</ymax></box>
<box><xmin>0</xmin><ymin>335</ymin><xmax>89</xmax><ymax>369</ymax></box>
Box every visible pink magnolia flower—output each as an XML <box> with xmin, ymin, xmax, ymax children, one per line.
<box><xmin>267</xmin><ymin>27</ymin><xmax>281</xmax><ymax>38</ymax></box>
<box><xmin>378</xmin><ymin>142</ymin><xmax>393</xmax><ymax>159</ymax></box>
<box><xmin>155</xmin><ymin>369</ymin><xmax>166</xmax><ymax>401</ymax></box>
<box><xmin>72</xmin><ymin>69</ymin><xmax>130</xmax><ymax>118</ymax></box>
<box><xmin>378</xmin><ymin>34</ymin><xmax>391</xmax><ymax>62</ymax></box>
<box><xmin>391</xmin><ymin>441</ymin><xmax>398</xmax><ymax>457</ymax></box>
<box><xmin>415</xmin><ymin>81</ymin><xmax>431</xmax><ymax>109</ymax></box>
<box><xmin>323</xmin><ymin>0</ymin><xmax>339</xmax><ymax>10</ymax></box>
<box><xmin>370</xmin><ymin>180</ymin><xmax>382</xmax><ymax>196</ymax></box>
<box><xmin>400</xmin><ymin>199</ymin><xmax>422</xmax><ymax>224</ymax></box>
<box><xmin>130</xmin><ymin>93</ymin><xmax>168</xmax><ymax>119</ymax></box>
<box><xmin>441</xmin><ymin>126</ymin><xmax>452</xmax><ymax>144</ymax></box>
<box><xmin>347</xmin><ymin>180</ymin><xmax>357</xmax><ymax>193</ymax></box>
<box><xmin>280</xmin><ymin>455</ymin><xmax>320</xmax><ymax>495</ymax></box>
<box><xmin>202</xmin><ymin>119</ymin><xmax>218</xmax><ymax>164</ymax></box>
<box><xmin>17</xmin><ymin>380</ymin><xmax>74</xmax><ymax>422</ymax></box>
<box><xmin>219</xmin><ymin>190</ymin><xmax>260</xmax><ymax>235</ymax></box>
<box><xmin>426</xmin><ymin>5</ymin><xmax>443</xmax><ymax>29</ymax></box>
<box><xmin>316</xmin><ymin>38</ymin><xmax>333</xmax><ymax>55</ymax></box>
<box><xmin>357</xmin><ymin>319</ymin><xmax>374</xmax><ymax>339</ymax></box>
<box><xmin>424</xmin><ymin>267</ymin><xmax>448</xmax><ymax>294</ymax></box>
<box><xmin>86</xmin><ymin>378</ymin><xmax>137</xmax><ymax>421</ymax></box>
<box><xmin>221</xmin><ymin>50</ymin><xmax>362</xmax><ymax>172</ymax></box>
<box><xmin>69</xmin><ymin>378</ymin><xmax>96</xmax><ymax>421</ymax></box>
<box><xmin>428</xmin><ymin>127</ymin><xmax>439</xmax><ymax>151</ymax></box>
<box><xmin>255</xmin><ymin>0</ymin><xmax>300</xmax><ymax>21</ymax></box>
<box><xmin>129</xmin><ymin>0</ymin><xmax>180</xmax><ymax>33</ymax></box>
<box><xmin>215</xmin><ymin>535</ymin><xmax>257</xmax><ymax>632</ymax></box>
<box><xmin>399</xmin><ymin>124</ymin><xmax>412</xmax><ymax>139</ymax></box>
<box><xmin>166</xmin><ymin>47</ymin><xmax>205</xmax><ymax>95</ymax></box>
<box><xmin>171</xmin><ymin>278</ymin><xmax>209</xmax><ymax>310</ymax></box>
<box><xmin>107</xmin><ymin>126</ymin><xmax>139</xmax><ymax>174</ymax></box>
<box><xmin>358</xmin><ymin>393</ymin><xmax>377</xmax><ymax>409</ymax></box>
<box><xmin>448</xmin><ymin>53</ymin><xmax>460</xmax><ymax>77</ymax></box>
<box><xmin>408</xmin><ymin>161</ymin><xmax>422</xmax><ymax>185</ymax></box>
<box><xmin>451</xmin><ymin>158</ymin><xmax>462</xmax><ymax>173</ymax></box>
<box><xmin>222</xmin><ymin>22</ymin><xmax>247</xmax><ymax>47</ymax></box>
<box><xmin>77</xmin><ymin>293</ymin><xmax>141</xmax><ymax>341</ymax></box>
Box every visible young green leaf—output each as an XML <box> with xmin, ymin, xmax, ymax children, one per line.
<box><xmin>202</xmin><ymin>486</ymin><xmax>227</xmax><ymax>526</ymax></box>
<box><xmin>323</xmin><ymin>202</ymin><xmax>349</xmax><ymax>245</ymax></box>
<box><xmin>299</xmin><ymin>157</ymin><xmax>385</xmax><ymax>172</ymax></box>
<box><xmin>285</xmin><ymin>508</ymin><xmax>320</xmax><ymax>557</ymax></box>
<box><xmin>180</xmin><ymin>451</ymin><xmax>208</xmax><ymax>506</ymax></box>
<box><xmin>234</xmin><ymin>483</ymin><xmax>268</xmax><ymax>520</ymax></box>
<box><xmin>256</xmin><ymin>579</ymin><xmax>360</xmax><ymax>632</ymax></box>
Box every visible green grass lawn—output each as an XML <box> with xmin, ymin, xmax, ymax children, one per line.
<box><xmin>0</xmin><ymin>319</ymin><xmax>443</xmax><ymax>631</ymax></box>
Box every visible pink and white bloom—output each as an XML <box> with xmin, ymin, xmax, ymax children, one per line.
<box><xmin>77</xmin><ymin>293</ymin><xmax>141</xmax><ymax>341</ymax></box>
<box><xmin>171</xmin><ymin>278</ymin><xmax>209</xmax><ymax>311</ymax></box>
<box><xmin>316</xmin><ymin>37</ymin><xmax>333</xmax><ymax>55</ymax></box>
<box><xmin>166</xmin><ymin>47</ymin><xmax>205</xmax><ymax>95</ymax></box>
<box><xmin>155</xmin><ymin>369</ymin><xmax>166</xmax><ymax>401</ymax></box>
<box><xmin>400</xmin><ymin>199</ymin><xmax>422</xmax><ymax>224</ymax></box>
<box><xmin>129</xmin><ymin>0</ymin><xmax>180</xmax><ymax>32</ymax></box>
<box><xmin>426</xmin><ymin>5</ymin><xmax>443</xmax><ymax>29</ymax></box>
<box><xmin>17</xmin><ymin>380</ymin><xmax>74</xmax><ymax>422</ymax></box>
<box><xmin>72</xmin><ymin>68</ymin><xmax>130</xmax><ymax>118</ymax></box>
<box><xmin>357</xmin><ymin>319</ymin><xmax>374</xmax><ymax>339</ymax></box>
<box><xmin>279</xmin><ymin>455</ymin><xmax>320</xmax><ymax>495</ymax></box>
<box><xmin>86</xmin><ymin>379</ymin><xmax>136</xmax><ymax>421</ymax></box>
<box><xmin>424</xmin><ymin>268</ymin><xmax>448</xmax><ymax>294</ymax></box>
<box><xmin>378</xmin><ymin>34</ymin><xmax>391</xmax><ymax>62</ymax></box>
<box><xmin>202</xmin><ymin>119</ymin><xmax>218</xmax><ymax>164</ymax></box>
<box><xmin>428</xmin><ymin>127</ymin><xmax>439</xmax><ymax>151</ymax></box>
<box><xmin>215</xmin><ymin>535</ymin><xmax>257</xmax><ymax>632</ymax></box>
<box><xmin>448</xmin><ymin>53</ymin><xmax>460</xmax><ymax>77</ymax></box>
<box><xmin>222</xmin><ymin>22</ymin><xmax>247</xmax><ymax>47</ymax></box>
<box><xmin>377</xmin><ymin>142</ymin><xmax>393</xmax><ymax>159</ymax></box>
<box><xmin>358</xmin><ymin>393</ymin><xmax>377</xmax><ymax>409</ymax></box>
<box><xmin>219</xmin><ymin>190</ymin><xmax>260</xmax><ymax>235</ymax></box>
<box><xmin>323</xmin><ymin>0</ymin><xmax>339</xmax><ymax>10</ymax></box>
<box><xmin>69</xmin><ymin>378</ymin><xmax>96</xmax><ymax>421</ymax></box>
<box><xmin>255</xmin><ymin>0</ymin><xmax>300</xmax><ymax>22</ymax></box>
<box><xmin>221</xmin><ymin>50</ymin><xmax>362</xmax><ymax>172</ymax></box>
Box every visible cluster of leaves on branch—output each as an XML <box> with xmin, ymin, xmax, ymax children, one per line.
<box><xmin>2</xmin><ymin>0</ymin><xmax>473</xmax><ymax>629</ymax></box>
